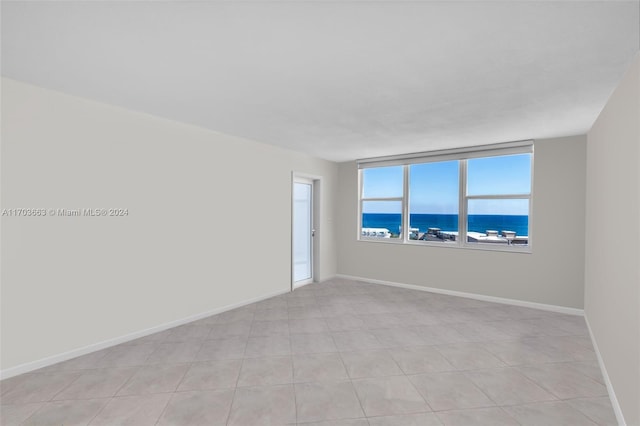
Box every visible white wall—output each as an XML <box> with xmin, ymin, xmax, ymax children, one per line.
<box><xmin>585</xmin><ymin>55</ymin><xmax>639</xmax><ymax>426</ymax></box>
<box><xmin>0</xmin><ymin>78</ymin><xmax>338</xmax><ymax>374</ymax></box>
<box><xmin>336</xmin><ymin>135</ymin><xmax>587</xmax><ymax>309</ymax></box>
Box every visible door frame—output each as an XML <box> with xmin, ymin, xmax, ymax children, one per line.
<box><xmin>291</xmin><ymin>172</ymin><xmax>322</xmax><ymax>291</ymax></box>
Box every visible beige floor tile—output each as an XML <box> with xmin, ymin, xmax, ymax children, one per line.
<box><xmin>23</xmin><ymin>398</ymin><xmax>108</xmax><ymax>426</ymax></box>
<box><xmin>434</xmin><ymin>343</ymin><xmax>507</xmax><ymax>370</ymax></box>
<box><xmin>146</xmin><ymin>341</ymin><xmax>202</xmax><ymax>364</ymax></box>
<box><xmin>286</xmin><ymin>298</ymin><xmax>319</xmax><ymax>309</ymax></box>
<box><xmin>237</xmin><ymin>356</ymin><xmax>293</xmax><ymax>387</ymax></box>
<box><xmin>227</xmin><ymin>384</ymin><xmax>295</xmax><ymax>426</ymax></box>
<box><xmin>531</xmin><ymin>336</ymin><xmax>598</xmax><ymax>362</ymax></box>
<box><xmin>156</xmin><ymin>389</ymin><xmax>234</xmax><ymax>426</ymax></box>
<box><xmin>408</xmin><ymin>372</ymin><xmax>494</xmax><ymax>411</ymax></box>
<box><xmin>289</xmin><ymin>319</ymin><xmax>329</xmax><ymax>334</ymax></box>
<box><xmin>291</xmin><ymin>333</ymin><xmax>338</xmax><ymax>354</ymax></box>
<box><xmin>332</xmin><ymin>331</ymin><xmax>384</xmax><ymax>351</ymax></box>
<box><xmin>208</xmin><ymin>321</ymin><xmax>253</xmax><ymax>339</ymax></box>
<box><xmin>53</xmin><ymin>367</ymin><xmax>137</xmax><ymax>400</ymax></box>
<box><xmin>244</xmin><ymin>336</ymin><xmax>291</xmax><ymax>358</ymax></box>
<box><xmin>565</xmin><ymin>361</ymin><xmax>606</xmax><ymax>385</ymax></box>
<box><xmin>352</xmin><ymin>375</ymin><xmax>430</xmax><ymax>416</ymax></box>
<box><xmin>450</xmin><ymin>322</ymin><xmax>512</xmax><ymax>342</ymax></box>
<box><xmin>367</xmin><ymin>412</ymin><xmax>443</xmax><ymax>426</ymax></box>
<box><xmin>89</xmin><ymin>394</ymin><xmax>171</xmax><ymax>425</ymax></box>
<box><xmin>196</xmin><ymin>338</ymin><xmax>246</xmax><ymax>361</ymax></box>
<box><xmin>465</xmin><ymin>368</ymin><xmax>556</xmax><ymax>406</ymax></box>
<box><xmin>412</xmin><ymin>325</ymin><xmax>469</xmax><ymax>345</ymax></box>
<box><xmin>340</xmin><ymin>350</ymin><xmax>403</xmax><ymax>379</ymax></box>
<box><xmin>394</xmin><ymin>311</ymin><xmax>443</xmax><ymax>327</ymax></box>
<box><xmin>389</xmin><ymin>346</ymin><xmax>455</xmax><ymax>375</ymax></box>
<box><xmin>296</xmin><ymin>419</ymin><xmax>369</xmax><ymax>426</ymax></box>
<box><xmin>357</xmin><ymin>313</ymin><xmax>404</xmax><ymax>330</ymax></box>
<box><xmin>293</xmin><ymin>353</ymin><xmax>349</xmax><ymax>383</ymax></box>
<box><xmin>250</xmin><ymin>319</ymin><xmax>290</xmax><ymax>337</ymax></box>
<box><xmin>288</xmin><ymin>306</ymin><xmax>325</xmax><ymax>320</ymax></box>
<box><xmin>493</xmin><ymin>319</ymin><xmax>564</xmax><ymax>338</ymax></box>
<box><xmin>176</xmin><ymin>359</ymin><xmax>242</xmax><ymax>391</ymax></box>
<box><xmin>253</xmin><ymin>309</ymin><xmax>289</xmax><ymax>322</ymax></box>
<box><xmin>518</xmin><ymin>363</ymin><xmax>608</xmax><ymax>399</ymax></box>
<box><xmin>117</xmin><ymin>363</ymin><xmax>189</xmax><ymax>396</ymax></box>
<box><xmin>436</xmin><ymin>407</ymin><xmax>520</xmax><ymax>426</ymax></box>
<box><xmin>325</xmin><ymin>316</ymin><xmax>366</xmax><ymax>332</ymax></box>
<box><xmin>371</xmin><ymin>328</ymin><xmax>426</xmax><ymax>347</ymax></box>
<box><xmin>0</xmin><ymin>372</ymin><xmax>82</xmax><ymax>404</ymax></box>
<box><xmin>3</xmin><ymin>278</ymin><xmax>615</xmax><ymax>425</ymax></box>
<box><xmin>503</xmin><ymin>401</ymin><xmax>597</xmax><ymax>425</ymax></box>
<box><xmin>567</xmin><ymin>397</ymin><xmax>617</xmax><ymax>425</ymax></box>
<box><xmin>480</xmin><ymin>339</ymin><xmax>571</xmax><ymax>366</ymax></box>
<box><xmin>0</xmin><ymin>403</ymin><xmax>44</xmax><ymax>426</ymax></box>
<box><xmin>295</xmin><ymin>381</ymin><xmax>364</xmax><ymax>423</ymax></box>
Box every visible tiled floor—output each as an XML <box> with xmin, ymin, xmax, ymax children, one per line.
<box><xmin>0</xmin><ymin>278</ymin><xmax>617</xmax><ymax>425</ymax></box>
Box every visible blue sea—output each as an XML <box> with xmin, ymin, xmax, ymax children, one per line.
<box><xmin>362</xmin><ymin>213</ymin><xmax>528</xmax><ymax>237</ymax></box>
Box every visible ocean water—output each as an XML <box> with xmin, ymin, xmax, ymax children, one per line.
<box><xmin>362</xmin><ymin>213</ymin><xmax>528</xmax><ymax>237</ymax></box>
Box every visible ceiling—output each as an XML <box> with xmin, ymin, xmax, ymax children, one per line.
<box><xmin>2</xmin><ymin>1</ymin><xmax>638</xmax><ymax>162</ymax></box>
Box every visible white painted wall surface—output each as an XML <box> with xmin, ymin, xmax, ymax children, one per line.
<box><xmin>585</xmin><ymin>55</ymin><xmax>640</xmax><ymax>426</ymax></box>
<box><xmin>0</xmin><ymin>78</ymin><xmax>338</xmax><ymax>373</ymax></box>
<box><xmin>336</xmin><ymin>135</ymin><xmax>587</xmax><ymax>309</ymax></box>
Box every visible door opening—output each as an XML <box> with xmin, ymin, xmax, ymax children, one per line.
<box><xmin>292</xmin><ymin>176</ymin><xmax>315</xmax><ymax>288</ymax></box>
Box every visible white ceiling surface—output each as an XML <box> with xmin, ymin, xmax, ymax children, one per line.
<box><xmin>2</xmin><ymin>2</ymin><xmax>638</xmax><ymax>162</ymax></box>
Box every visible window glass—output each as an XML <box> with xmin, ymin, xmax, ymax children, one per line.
<box><xmin>467</xmin><ymin>199</ymin><xmax>529</xmax><ymax>245</ymax></box>
<box><xmin>362</xmin><ymin>166</ymin><xmax>403</xmax><ymax>198</ymax></box>
<box><xmin>467</xmin><ymin>154</ymin><xmax>531</xmax><ymax>196</ymax></box>
<box><xmin>409</xmin><ymin>161</ymin><xmax>459</xmax><ymax>242</ymax></box>
<box><xmin>361</xmin><ymin>200</ymin><xmax>402</xmax><ymax>239</ymax></box>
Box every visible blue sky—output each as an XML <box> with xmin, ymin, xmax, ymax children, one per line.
<box><xmin>362</xmin><ymin>154</ymin><xmax>531</xmax><ymax>215</ymax></box>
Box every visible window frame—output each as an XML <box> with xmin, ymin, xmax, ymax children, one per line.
<box><xmin>358</xmin><ymin>166</ymin><xmax>406</xmax><ymax>243</ymax></box>
<box><xmin>357</xmin><ymin>141</ymin><xmax>533</xmax><ymax>253</ymax></box>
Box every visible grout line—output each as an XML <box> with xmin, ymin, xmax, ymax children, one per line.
<box><xmin>154</xmin><ymin>392</ymin><xmax>174</xmax><ymax>426</ymax></box>
<box><xmin>46</xmin><ymin>370</ymin><xmax>86</xmax><ymax>402</ymax></box>
<box><xmin>15</xmin><ymin>402</ymin><xmax>47</xmax><ymax>425</ymax></box>
<box><xmin>85</xmin><ymin>397</ymin><xmax>113</xmax><ymax>426</ymax></box>
<box><xmin>170</xmin><ymin>361</ymin><xmax>194</xmax><ymax>394</ymax></box>
<box><xmin>291</xmin><ymin>358</ymin><xmax>298</xmax><ymax>425</ymax></box>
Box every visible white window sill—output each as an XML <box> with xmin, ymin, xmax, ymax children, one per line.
<box><xmin>357</xmin><ymin>238</ymin><xmax>532</xmax><ymax>253</ymax></box>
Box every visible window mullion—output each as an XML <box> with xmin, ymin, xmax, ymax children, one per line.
<box><xmin>459</xmin><ymin>159</ymin><xmax>467</xmax><ymax>247</ymax></box>
<box><xmin>402</xmin><ymin>165</ymin><xmax>410</xmax><ymax>243</ymax></box>
<box><xmin>466</xmin><ymin>194</ymin><xmax>531</xmax><ymax>200</ymax></box>
<box><xmin>358</xmin><ymin>169</ymin><xmax>363</xmax><ymax>240</ymax></box>
<box><xmin>360</xmin><ymin>197</ymin><xmax>404</xmax><ymax>202</ymax></box>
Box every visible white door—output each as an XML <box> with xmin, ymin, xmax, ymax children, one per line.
<box><xmin>293</xmin><ymin>178</ymin><xmax>313</xmax><ymax>286</ymax></box>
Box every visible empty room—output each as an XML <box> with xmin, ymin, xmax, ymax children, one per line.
<box><xmin>1</xmin><ymin>1</ymin><xmax>639</xmax><ymax>425</ymax></box>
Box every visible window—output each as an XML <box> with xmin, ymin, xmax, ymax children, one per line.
<box><xmin>409</xmin><ymin>161</ymin><xmax>459</xmax><ymax>243</ymax></box>
<box><xmin>360</xmin><ymin>166</ymin><xmax>403</xmax><ymax>239</ymax></box>
<box><xmin>358</xmin><ymin>141</ymin><xmax>533</xmax><ymax>251</ymax></box>
<box><xmin>466</xmin><ymin>154</ymin><xmax>531</xmax><ymax>246</ymax></box>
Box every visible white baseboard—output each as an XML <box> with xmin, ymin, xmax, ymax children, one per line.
<box><xmin>0</xmin><ymin>287</ymin><xmax>290</xmax><ymax>381</ymax></box>
<box><xmin>335</xmin><ymin>274</ymin><xmax>584</xmax><ymax>316</ymax></box>
<box><xmin>584</xmin><ymin>315</ymin><xmax>626</xmax><ymax>426</ymax></box>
